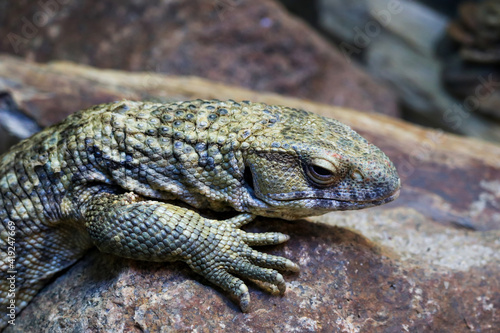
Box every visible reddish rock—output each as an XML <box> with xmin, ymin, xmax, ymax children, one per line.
<box><xmin>9</xmin><ymin>214</ymin><xmax>500</xmax><ymax>332</ymax></box>
<box><xmin>1</xmin><ymin>55</ymin><xmax>499</xmax><ymax>232</ymax></box>
<box><xmin>1</xmin><ymin>56</ymin><xmax>499</xmax><ymax>332</ymax></box>
<box><xmin>0</xmin><ymin>0</ymin><xmax>398</xmax><ymax>117</ymax></box>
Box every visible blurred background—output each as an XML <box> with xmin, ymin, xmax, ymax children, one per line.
<box><xmin>0</xmin><ymin>0</ymin><xmax>499</xmax><ymax>150</ymax></box>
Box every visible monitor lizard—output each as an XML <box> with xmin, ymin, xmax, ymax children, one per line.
<box><xmin>0</xmin><ymin>99</ymin><xmax>400</xmax><ymax>328</ymax></box>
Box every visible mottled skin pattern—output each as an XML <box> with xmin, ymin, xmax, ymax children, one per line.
<box><xmin>0</xmin><ymin>99</ymin><xmax>399</xmax><ymax>329</ymax></box>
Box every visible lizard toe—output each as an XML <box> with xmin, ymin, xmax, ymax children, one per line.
<box><xmin>202</xmin><ymin>266</ymin><xmax>252</xmax><ymax>312</ymax></box>
<box><xmin>246</xmin><ymin>249</ymin><xmax>300</xmax><ymax>273</ymax></box>
<box><xmin>229</xmin><ymin>258</ymin><xmax>287</xmax><ymax>295</ymax></box>
<box><xmin>241</xmin><ymin>231</ymin><xmax>290</xmax><ymax>246</ymax></box>
<box><xmin>227</xmin><ymin>213</ymin><xmax>256</xmax><ymax>228</ymax></box>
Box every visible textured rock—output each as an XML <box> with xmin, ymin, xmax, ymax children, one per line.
<box><xmin>1</xmin><ymin>56</ymin><xmax>499</xmax><ymax>331</ymax></box>
<box><xmin>1</xmin><ymin>54</ymin><xmax>499</xmax><ymax>232</ymax></box>
<box><xmin>10</xmin><ymin>212</ymin><xmax>500</xmax><ymax>332</ymax></box>
<box><xmin>317</xmin><ymin>0</ymin><xmax>500</xmax><ymax>143</ymax></box>
<box><xmin>0</xmin><ymin>0</ymin><xmax>398</xmax><ymax>117</ymax></box>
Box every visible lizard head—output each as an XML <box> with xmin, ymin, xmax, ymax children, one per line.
<box><xmin>241</xmin><ymin>106</ymin><xmax>400</xmax><ymax>220</ymax></box>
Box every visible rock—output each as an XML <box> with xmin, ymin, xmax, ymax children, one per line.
<box><xmin>1</xmin><ymin>54</ymin><xmax>499</xmax><ymax>230</ymax></box>
<box><xmin>10</xmin><ymin>213</ymin><xmax>500</xmax><ymax>332</ymax></box>
<box><xmin>0</xmin><ymin>56</ymin><xmax>143</xmax><ymax>129</ymax></box>
<box><xmin>278</xmin><ymin>0</ymin><xmax>319</xmax><ymax>29</ymax></box>
<box><xmin>446</xmin><ymin>1</ymin><xmax>500</xmax><ymax>64</ymax></box>
<box><xmin>0</xmin><ymin>92</ymin><xmax>40</xmax><ymax>154</ymax></box>
<box><xmin>317</xmin><ymin>0</ymin><xmax>500</xmax><ymax>143</ymax></box>
<box><xmin>438</xmin><ymin>0</ymin><xmax>500</xmax><ymax>119</ymax></box>
<box><xmin>318</xmin><ymin>0</ymin><xmax>374</xmax><ymax>52</ymax></box>
<box><xmin>1</xmin><ymin>56</ymin><xmax>499</xmax><ymax>331</ymax></box>
<box><xmin>0</xmin><ymin>0</ymin><xmax>398</xmax><ymax>117</ymax></box>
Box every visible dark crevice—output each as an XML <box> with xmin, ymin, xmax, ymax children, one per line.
<box><xmin>243</xmin><ymin>165</ymin><xmax>255</xmax><ymax>191</ymax></box>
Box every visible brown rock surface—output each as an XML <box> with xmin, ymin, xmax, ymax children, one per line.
<box><xmin>0</xmin><ymin>0</ymin><xmax>397</xmax><ymax>117</ymax></box>
<box><xmin>1</xmin><ymin>56</ymin><xmax>499</xmax><ymax>331</ymax></box>
<box><xmin>12</xmin><ymin>213</ymin><xmax>500</xmax><ymax>332</ymax></box>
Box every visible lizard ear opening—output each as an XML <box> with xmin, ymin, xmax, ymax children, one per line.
<box><xmin>244</xmin><ymin>165</ymin><xmax>255</xmax><ymax>191</ymax></box>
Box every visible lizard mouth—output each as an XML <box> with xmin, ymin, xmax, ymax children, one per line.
<box><xmin>319</xmin><ymin>188</ymin><xmax>400</xmax><ymax>210</ymax></box>
<box><xmin>253</xmin><ymin>187</ymin><xmax>401</xmax><ymax>219</ymax></box>
<box><xmin>358</xmin><ymin>188</ymin><xmax>400</xmax><ymax>206</ymax></box>
<box><xmin>267</xmin><ymin>187</ymin><xmax>400</xmax><ymax>205</ymax></box>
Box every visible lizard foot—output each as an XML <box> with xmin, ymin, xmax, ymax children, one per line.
<box><xmin>186</xmin><ymin>213</ymin><xmax>299</xmax><ymax>312</ymax></box>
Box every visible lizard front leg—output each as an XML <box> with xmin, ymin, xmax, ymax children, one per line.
<box><xmin>80</xmin><ymin>190</ymin><xmax>299</xmax><ymax>311</ymax></box>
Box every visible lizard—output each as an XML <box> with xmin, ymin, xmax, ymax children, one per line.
<box><xmin>0</xmin><ymin>99</ymin><xmax>400</xmax><ymax>329</ymax></box>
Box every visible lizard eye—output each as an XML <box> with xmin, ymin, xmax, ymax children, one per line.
<box><xmin>306</xmin><ymin>158</ymin><xmax>339</xmax><ymax>186</ymax></box>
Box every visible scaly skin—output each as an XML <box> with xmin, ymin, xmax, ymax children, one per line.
<box><xmin>0</xmin><ymin>100</ymin><xmax>400</xmax><ymax>328</ymax></box>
